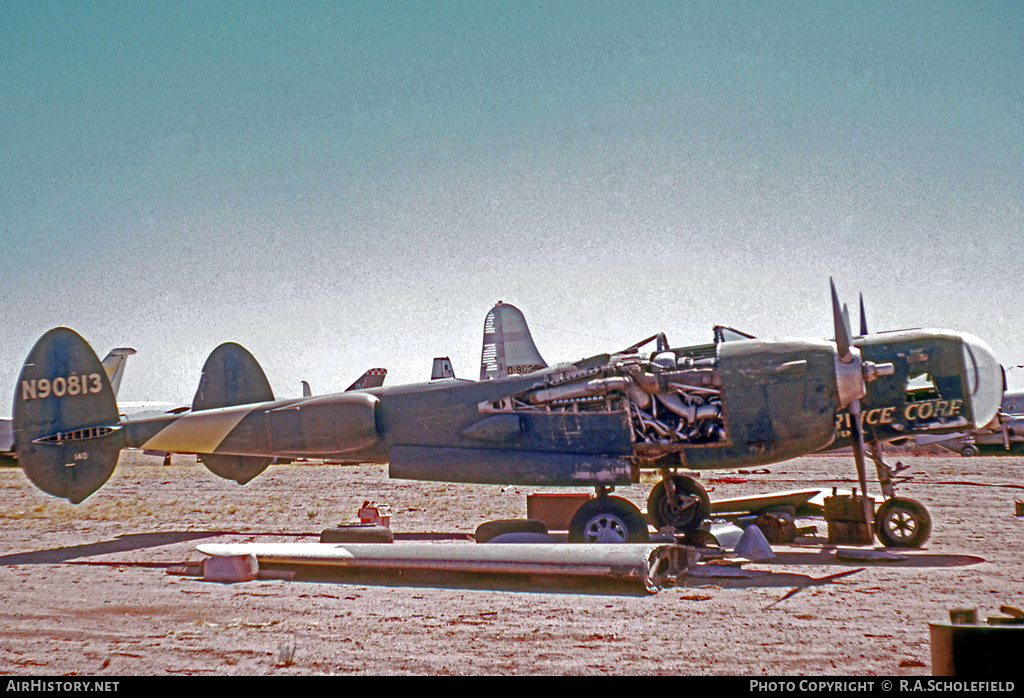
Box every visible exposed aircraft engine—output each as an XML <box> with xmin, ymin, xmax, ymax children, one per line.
<box><xmin>623</xmin><ymin>360</ymin><xmax>725</xmax><ymax>446</ymax></box>
<box><xmin>500</xmin><ymin>352</ymin><xmax>727</xmax><ymax>450</ymax></box>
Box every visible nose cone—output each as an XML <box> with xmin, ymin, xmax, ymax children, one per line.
<box><xmin>960</xmin><ymin>333</ymin><xmax>1003</xmax><ymax>428</ymax></box>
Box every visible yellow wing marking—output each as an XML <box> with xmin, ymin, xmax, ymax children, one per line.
<box><xmin>140</xmin><ymin>405</ymin><xmax>257</xmax><ymax>454</ymax></box>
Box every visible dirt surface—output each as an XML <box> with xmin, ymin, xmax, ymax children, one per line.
<box><xmin>1</xmin><ymin>451</ymin><xmax>1021</xmax><ymax>676</ymax></box>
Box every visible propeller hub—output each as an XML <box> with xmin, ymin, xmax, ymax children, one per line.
<box><xmin>834</xmin><ymin>346</ymin><xmax>866</xmax><ymax>408</ymax></box>
<box><xmin>862</xmin><ymin>360</ymin><xmax>895</xmax><ymax>383</ymax></box>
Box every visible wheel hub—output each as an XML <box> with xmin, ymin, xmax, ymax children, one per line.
<box><xmin>582</xmin><ymin>514</ymin><xmax>629</xmax><ymax>543</ymax></box>
<box><xmin>882</xmin><ymin>510</ymin><xmax>918</xmax><ymax>541</ymax></box>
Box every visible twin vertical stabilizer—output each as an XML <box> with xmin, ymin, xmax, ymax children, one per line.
<box><xmin>13</xmin><ymin>328</ymin><xmax>123</xmax><ymax>503</ymax></box>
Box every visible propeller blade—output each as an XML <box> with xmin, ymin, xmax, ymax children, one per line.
<box><xmin>830</xmin><ymin>278</ymin><xmax>854</xmax><ymax>363</ymax></box>
<box><xmin>848</xmin><ymin>398</ymin><xmax>874</xmax><ymax>540</ymax></box>
<box><xmin>859</xmin><ymin>293</ymin><xmax>868</xmax><ymax>336</ymax></box>
<box><xmin>833</xmin><ymin>280</ymin><xmax>874</xmax><ymax>540</ymax></box>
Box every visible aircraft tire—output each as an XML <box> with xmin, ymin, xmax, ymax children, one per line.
<box><xmin>960</xmin><ymin>445</ymin><xmax>979</xmax><ymax>457</ymax></box>
<box><xmin>568</xmin><ymin>496</ymin><xmax>650</xmax><ymax>544</ymax></box>
<box><xmin>646</xmin><ymin>475</ymin><xmax>711</xmax><ymax>532</ymax></box>
<box><xmin>874</xmin><ymin>497</ymin><xmax>931</xmax><ymax>548</ymax></box>
<box><xmin>320</xmin><ymin>524</ymin><xmax>394</xmax><ymax>543</ymax></box>
<box><xmin>474</xmin><ymin>518</ymin><xmax>548</xmax><ymax>543</ymax></box>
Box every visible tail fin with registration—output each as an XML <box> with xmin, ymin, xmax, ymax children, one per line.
<box><xmin>13</xmin><ymin>328</ymin><xmax>123</xmax><ymax>503</ymax></box>
<box><xmin>479</xmin><ymin>302</ymin><xmax>547</xmax><ymax>380</ymax></box>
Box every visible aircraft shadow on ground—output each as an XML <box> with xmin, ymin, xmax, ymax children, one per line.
<box><xmin>275</xmin><ymin>564</ymin><xmax>659</xmax><ymax>597</ymax></box>
<box><xmin>0</xmin><ymin>530</ymin><xmax>310</xmax><ymax>566</ymax></box>
<box><xmin>763</xmin><ymin>549</ymin><xmax>985</xmax><ymax>568</ymax></box>
<box><xmin>681</xmin><ymin>549</ymin><xmax>986</xmax><ymax>606</ymax></box>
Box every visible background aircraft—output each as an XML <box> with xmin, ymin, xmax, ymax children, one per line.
<box><xmin>345</xmin><ymin>368</ymin><xmax>387</xmax><ymax>392</ymax></box>
<box><xmin>919</xmin><ymin>390</ymin><xmax>1024</xmax><ymax>456</ymax></box>
<box><xmin>10</xmin><ymin>285</ymin><xmax>1003</xmax><ymax>547</ymax></box>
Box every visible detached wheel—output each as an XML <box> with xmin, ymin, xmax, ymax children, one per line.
<box><xmin>568</xmin><ymin>496</ymin><xmax>650</xmax><ymax>543</ymax></box>
<box><xmin>646</xmin><ymin>475</ymin><xmax>711</xmax><ymax>531</ymax></box>
<box><xmin>474</xmin><ymin>518</ymin><xmax>548</xmax><ymax>543</ymax></box>
<box><xmin>875</xmin><ymin>497</ymin><xmax>931</xmax><ymax>548</ymax></box>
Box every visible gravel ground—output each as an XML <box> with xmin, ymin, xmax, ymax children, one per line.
<box><xmin>0</xmin><ymin>450</ymin><xmax>1021</xmax><ymax>676</ymax></box>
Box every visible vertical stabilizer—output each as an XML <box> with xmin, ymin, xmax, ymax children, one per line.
<box><xmin>192</xmin><ymin>343</ymin><xmax>274</xmax><ymax>411</ymax></box>
<box><xmin>480</xmin><ymin>302</ymin><xmax>547</xmax><ymax>380</ymax></box>
<box><xmin>13</xmin><ymin>328</ymin><xmax>123</xmax><ymax>503</ymax></box>
<box><xmin>101</xmin><ymin>347</ymin><xmax>137</xmax><ymax>397</ymax></box>
<box><xmin>191</xmin><ymin>342</ymin><xmax>275</xmax><ymax>484</ymax></box>
<box><xmin>346</xmin><ymin>368</ymin><xmax>387</xmax><ymax>391</ymax></box>
<box><xmin>431</xmin><ymin>357</ymin><xmax>455</xmax><ymax>380</ymax></box>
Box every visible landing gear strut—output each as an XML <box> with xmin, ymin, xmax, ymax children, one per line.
<box><xmin>868</xmin><ymin>443</ymin><xmax>931</xmax><ymax>548</ymax></box>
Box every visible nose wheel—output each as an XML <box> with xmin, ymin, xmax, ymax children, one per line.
<box><xmin>874</xmin><ymin>497</ymin><xmax>931</xmax><ymax>548</ymax></box>
<box><xmin>867</xmin><ymin>443</ymin><xmax>931</xmax><ymax>548</ymax></box>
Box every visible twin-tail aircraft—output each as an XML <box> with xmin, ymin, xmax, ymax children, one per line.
<box><xmin>11</xmin><ymin>282</ymin><xmax>1003</xmax><ymax>547</ymax></box>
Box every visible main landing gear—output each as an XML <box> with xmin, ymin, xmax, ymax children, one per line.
<box><xmin>568</xmin><ymin>490</ymin><xmax>650</xmax><ymax>543</ymax></box>
<box><xmin>646</xmin><ymin>471</ymin><xmax>711</xmax><ymax>532</ymax></box>
<box><xmin>566</xmin><ymin>472</ymin><xmax>711</xmax><ymax>544</ymax></box>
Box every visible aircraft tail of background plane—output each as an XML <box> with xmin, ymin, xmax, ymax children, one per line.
<box><xmin>346</xmin><ymin>368</ymin><xmax>387</xmax><ymax>391</ymax></box>
<box><xmin>480</xmin><ymin>301</ymin><xmax>547</xmax><ymax>380</ymax></box>
<box><xmin>100</xmin><ymin>347</ymin><xmax>136</xmax><ymax>396</ymax></box>
<box><xmin>431</xmin><ymin>357</ymin><xmax>455</xmax><ymax>380</ymax></box>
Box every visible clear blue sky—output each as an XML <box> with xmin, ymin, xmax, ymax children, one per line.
<box><xmin>2</xmin><ymin>1</ymin><xmax>1022</xmax><ymax>406</ymax></box>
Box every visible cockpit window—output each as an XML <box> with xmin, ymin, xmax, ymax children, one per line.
<box><xmin>714</xmin><ymin>326</ymin><xmax>756</xmax><ymax>343</ymax></box>
<box><xmin>963</xmin><ymin>343</ymin><xmax>978</xmax><ymax>396</ymax></box>
<box><xmin>906</xmin><ymin>372</ymin><xmax>939</xmax><ymax>402</ymax></box>
<box><xmin>962</xmin><ymin>334</ymin><xmax>1002</xmax><ymax>427</ymax></box>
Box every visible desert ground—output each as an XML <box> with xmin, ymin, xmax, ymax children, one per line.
<box><xmin>0</xmin><ymin>450</ymin><xmax>1021</xmax><ymax>676</ymax></box>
